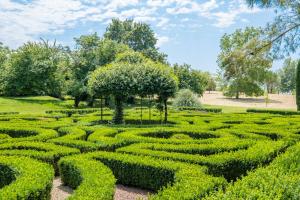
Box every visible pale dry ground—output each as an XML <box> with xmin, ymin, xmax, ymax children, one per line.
<box><xmin>51</xmin><ymin>178</ymin><xmax>151</xmax><ymax>200</ymax></box>
<box><xmin>200</xmin><ymin>91</ymin><xmax>297</xmax><ymax>110</ymax></box>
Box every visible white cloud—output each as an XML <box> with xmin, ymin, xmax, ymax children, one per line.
<box><xmin>156</xmin><ymin>35</ymin><xmax>169</xmax><ymax>47</ymax></box>
<box><xmin>0</xmin><ymin>0</ymin><xmax>263</xmax><ymax>48</ymax></box>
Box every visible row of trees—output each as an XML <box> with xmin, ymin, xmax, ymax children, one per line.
<box><xmin>0</xmin><ymin>19</ymin><xmax>215</xmax><ymax>123</ymax></box>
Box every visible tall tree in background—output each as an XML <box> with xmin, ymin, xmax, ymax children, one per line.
<box><xmin>246</xmin><ymin>0</ymin><xmax>300</xmax><ymax>58</ymax></box>
<box><xmin>218</xmin><ymin>27</ymin><xmax>272</xmax><ymax>98</ymax></box>
<box><xmin>0</xmin><ymin>41</ymin><xmax>64</xmax><ymax>97</ymax></box>
<box><xmin>68</xmin><ymin>34</ymin><xmax>129</xmax><ymax>107</ymax></box>
<box><xmin>104</xmin><ymin>19</ymin><xmax>167</xmax><ymax>63</ymax></box>
<box><xmin>0</xmin><ymin>43</ymin><xmax>10</xmax><ymax>94</ymax></box>
<box><xmin>265</xmin><ymin>71</ymin><xmax>279</xmax><ymax>94</ymax></box>
<box><xmin>278</xmin><ymin>58</ymin><xmax>297</xmax><ymax>93</ymax></box>
<box><xmin>173</xmin><ymin>63</ymin><xmax>209</xmax><ymax>96</ymax></box>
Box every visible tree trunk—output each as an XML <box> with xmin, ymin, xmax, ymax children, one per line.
<box><xmin>74</xmin><ymin>97</ymin><xmax>80</xmax><ymax>108</ymax></box>
<box><xmin>148</xmin><ymin>96</ymin><xmax>151</xmax><ymax>121</ymax></box>
<box><xmin>100</xmin><ymin>97</ymin><xmax>103</xmax><ymax>122</ymax></box>
<box><xmin>113</xmin><ymin>96</ymin><xmax>123</xmax><ymax>124</ymax></box>
<box><xmin>235</xmin><ymin>91</ymin><xmax>239</xmax><ymax>99</ymax></box>
<box><xmin>164</xmin><ymin>99</ymin><xmax>168</xmax><ymax>124</ymax></box>
<box><xmin>140</xmin><ymin>97</ymin><xmax>143</xmax><ymax>124</ymax></box>
<box><xmin>87</xmin><ymin>96</ymin><xmax>94</xmax><ymax>107</ymax></box>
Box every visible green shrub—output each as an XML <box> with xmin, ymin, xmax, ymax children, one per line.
<box><xmin>59</xmin><ymin>155</ymin><xmax>115</xmax><ymax>200</ymax></box>
<box><xmin>173</xmin><ymin>89</ymin><xmax>201</xmax><ymax>108</ymax></box>
<box><xmin>247</xmin><ymin>108</ymin><xmax>300</xmax><ymax>115</ymax></box>
<box><xmin>0</xmin><ymin>156</ymin><xmax>54</xmax><ymax>199</ymax></box>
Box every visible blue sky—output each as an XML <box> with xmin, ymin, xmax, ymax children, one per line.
<box><xmin>0</xmin><ymin>0</ymin><xmax>289</xmax><ymax>73</ymax></box>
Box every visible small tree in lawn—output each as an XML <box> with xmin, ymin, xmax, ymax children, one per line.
<box><xmin>89</xmin><ymin>62</ymin><xmax>177</xmax><ymax>124</ymax></box>
<box><xmin>296</xmin><ymin>61</ymin><xmax>300</xmax><ymax>111</ymax></box>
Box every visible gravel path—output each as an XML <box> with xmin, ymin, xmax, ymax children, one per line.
<box><xmin>51</xmin><ymin>178</ymin><xmax>152</xmax><ymax>200</ymax></box>
<box><xmin>51</xmin><ymin>177</ymin><xmax>73</xmax><ymax>200</ymax></box>
<box><xmin>114</xmin><ymin>184</ymin><xmax>152</xmax><ymax>200</ymax></box>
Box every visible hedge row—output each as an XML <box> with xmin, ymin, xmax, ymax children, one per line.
<box><xmin>246</xmin><ymin>108</ymin><xmax>300</xmax><ymax>115</ymax></box>
<box><xmin>0</xmin><ymin>156</ymin><xmax>54</xmax><ymax>199</ymax></box>
<box><xmin>0</xmin><ymin>126</ymin><xmax>58</xmax><ymax>143</ymax></box>
<box><xmin>59</xmin><ymin>155</ymin><xmax>115</xmax><ymax>200</ymax></box>
<box><xmin>0</xmin><ymin>141</ymin><xmax>79</xmax><ymax>173</ymax></box>
<box><xmin>177</xmin><ymin>107</ymin><xmax>222</xmax><ymax>113</ymax></box>
<box><xmin>117</xmin><ymin>140</ymin><xmax>288</xmax><ymax>180</ymax></box>
<box><xmin>75</xmin><ymin>151</ymin><xmax>227</xmax><ymax>200</ymax></box>
<box><xmin>0</xmin><ymin>112</ymin><xmax>19</xmax><ymax>115</ymax></box>
<box><xmin>205</xmin><ymin>142</ymin><xmax>300</xmax><ymax>199</ymax></box>
<box><xmin>116</xmin><ymin>126</ymin><xmax>235</xmax><ymax>145</ymax></box>
<box><xmin>46</xmin><ymin>108</ymin><xmax>101</xmax><ymax>116</ymax></box>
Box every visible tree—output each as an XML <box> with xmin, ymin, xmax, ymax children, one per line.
<box><xmin>68</xmin><ymin>34</ymin><xmax>129</xmax><ymax>107</ymax></box>
<box><xmin>0</xmin><ymin>43</ymin><xmax>10</xmax><ymax>94</ymax></box>
<box><xmin>173</xmin><ymin>63</ymin><xmax>208</xmax><ymax>96</ymax></box>
<box><xmin>88</xmin><ymin>62</ymin><xmax>177</xmax><ymax>124</ymax></box>
<box><xmin>206</xmin><ymin>73</ymin><xmax>217</xmax><ymax>93</ymax></box>
<box><xmin>278</xmin><ymin>58</ymin><xmax>297</xmax><ymax>93</ymax></box>
<box><xmin>296</xmin><ymin>61</ymin><xmax>300</xmax><ymax>111</ymax></box>
<box><xmin>1</xmin><ymin>41</ymin><xmax>64</xmax><ymax>97</ymax></box>
<box><xmin>265</xmin><ymin>71</ymin><xmax>279</xmax><ymax>94</ymax></box>
<box><xmin>218</xmin><ymin>27</ymin><xmax>272</xmax><ymax>98</ymax></box>
<box><xmin>246</xmin><ymin>0</ymin><xmax>300</xmax><ymax>58</ymax></box>
<box><xmin>104</xmin><ymin>19</ymin><xmax>167</xmax><ymax>63</ymax></box>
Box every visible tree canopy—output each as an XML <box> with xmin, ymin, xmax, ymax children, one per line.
<box><xmin>218</xmin><ymin>27</ymin><xmax>273</xmax><ymax>98</ymax></box>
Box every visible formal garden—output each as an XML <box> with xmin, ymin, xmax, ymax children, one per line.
<box><xmin>1</xmin><ymin>0</ymin><xmax>300</xmax><ymax>199</ymax></box>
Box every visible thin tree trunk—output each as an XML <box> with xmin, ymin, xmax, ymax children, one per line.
<box><xmin>113</xmin><ymin>96</ymin><xmax>123</xmax><ymax>124</ymax></box>
<box><xmin>140</xmin><ymin>97</ymin><xmax>143</xmax><ymax>124</ymax></box>
<box><xmin>100</xmin><ymin>97</ymin><xmax>103</xmax><ymax>122</ymax></box>
<box><xmin>164</xmin><ymin>99</ymin><xmax>168</xmax><ymax>124</ymax></box>
<box><xmin>74</xmin><ymin>97</ymin><xmax>80</xmax><ymax>108</ymax></box>
<box><xmin>148</xmin><ymin>96</ymin><xmax>151</xmax><ymax>121</ymax></box>
<box><xmin>235</xmin><ymin>91</ymin><xmax>239</xmax><ymax>99</ymax></box>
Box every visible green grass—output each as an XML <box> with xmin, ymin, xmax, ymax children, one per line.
<box><xmin>0</xmin><ymin>96</ymin><xmax>72</xmax><ymax>114</ymax></box>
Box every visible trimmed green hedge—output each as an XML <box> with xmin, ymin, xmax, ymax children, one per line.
<box><xmin>87</xmin><ymin>151</ymin><xmax>227</xmax><ymax>200</ymax></box>
<box><xmin>0</xmin><ymin>156</ymin><xmax>54</xmax><ymax>199</ymax></box>
<box><xmin>59</xmin><ymin>155</ymin><xmax>115</xmax><ymax>200</ymax></box>
<box><xmin>247</xmin><ymin>108</ymin><xmax>300</xmax><ymax>115</ymax></box>
<box><xmin>205</xmin><ymin>142</ymin><xmax>300</xmax><ymax>199</ymax></box>
<box><xmin>117</xmin><ymin>140</ymin><xmax>288</xmax><ymax>180</ymax></box>
<box><xmin>46</xmin><ymin>108</ymin><xmax>100</xmax><ymax>116</ymax></box>
<box><xmin>177</xmin><ymin>107</ymin><xmax>222</xmax><ymax>113</ymax></box>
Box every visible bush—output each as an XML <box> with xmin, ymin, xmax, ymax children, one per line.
<box><xmin>173</xmin><ymin>89</ymin><xmax>201</xmax><ymax>108</ymax></box>
<box><xmin>247</xmin><ymin>108</ymin><xmax>300</xmax><ymax>115</ymax></box>
<box><xmin>0</xmin><ymin>156</ymin><xmax>54</xmax><ymax>199</ymax></box>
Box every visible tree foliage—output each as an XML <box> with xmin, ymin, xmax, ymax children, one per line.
<box><xmin>88</xmin><ymin>62</ymin><xmax>177</xmax><ymax>124</ymax></box>
<box><xmin>0</xmin><ymin>41</ymin><xmax>65</xmax><ymax>97</ymax></box>
<box><xmin>278</xmin><ymin>58</ymin><xmax>297</xmax><ymax>93</ymax></box>
<box><xmin>296</xmin><ymin>61</ymin><xmax>300</xmax><ymax>111</ymax></box>
<box><xmin>173</xmin><ymin>63</ymin><xmax>209</xmax><ymax>96</ymax></box>
<box><xmin>218</xmin><ymin>27</ymin><xmax>272</xmax><ymax>98</ymax></box>
<box><xmin>246</xmin><ymin>0</ymin><xmax>300</xmax><ymax>58</ymax></box>
<box><xmin>104</xmin><ymin>19</ymin><xmax>167</xmax><ymax>63</ymax></box>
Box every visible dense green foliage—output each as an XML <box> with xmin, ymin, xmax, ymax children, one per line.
<box><xmin>173</xmin><ymin>89</ymin><xmax>201</xmax><ymax>108</ymax></box>
<box><xmin>218</xmin><ymin>27</ymin><xmax>272</xmax><ymax>98</ymax></box>
<box><xmin>278</xmin><ymin>58</ymin><xmax>297</xmax><ymax>93</ymax></box>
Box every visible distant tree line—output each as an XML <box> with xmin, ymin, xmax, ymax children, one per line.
<box><xmin>0</xmin><ymin>19</ymin><xmax>215</xmax><ymax>123</ymax></box>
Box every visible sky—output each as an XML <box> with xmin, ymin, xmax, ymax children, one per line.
<box><xmin>0</xmin><ymin>0</ymin><xmax>290</xmax><ymax>73</ymax></box>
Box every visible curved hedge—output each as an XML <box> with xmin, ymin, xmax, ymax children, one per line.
<box><xmin>0</xmin><ymin>156</ymin><xmax>54</xmax><ymax>199</ymax></box>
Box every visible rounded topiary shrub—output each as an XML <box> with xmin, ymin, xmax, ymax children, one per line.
<box><xmin>173</xmin><ymin>89</ymin><xmax>201</xmax><ymax>108</ymax></box>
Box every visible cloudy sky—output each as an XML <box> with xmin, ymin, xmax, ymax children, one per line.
<box><xmin>0</xmin><ymin>0</ymin><xmax>281</xmax><ymax>72</ymax></box>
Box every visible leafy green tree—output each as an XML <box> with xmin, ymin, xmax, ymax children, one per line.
<box><xmin>0</xmin><ymin>43</ymin><xmax>10</xmax><ymax>94</ymax></box>
<box><xmin>173</xmin><ymin>63</ymin><xmax>209</xmax><ymax>96</ymax></box>
<box><xmin>218</xmin><ymin>27</ymin><xmax>272</xmax><ymax>98</ymax></box>
<box><xmin>278</xmin><ymin>58</ymin><xmax>297</xmax><ymax>93</ymax></box>
<box><xmin>68</xmin><ymin>34</ymin><xmax>129</xmax><ymax>107</ymax></box>
<box><xmin>1</xmin><ymin>41</ymin><xmax>64</xmax><ymax>97</ymax></box>
<box><xmin>246</xmin><ymin>0</ymin><xmax>300</xmax><ymax>58</ymax></box>
<box><xmin>88</xmin><ymin>62</ymin><xmax>177</xmax><ymax>124</ymax></box>
<box><xmin>104</xmin><ymin>19</ymin><xmax>167</xmax><ymax>63</ymax></box>
<box><xmin>296</xmin><ymin>61</ymin><xmax>300</xmax><ymax>111</ymax></box>
<box><xmin>265</xmin><ymin>71</ymin><xmax>280</xmax><ymax>94</ymax></box>
<box><xmin>206</xmin><ymin>73</ymin><xmax>217</xmax><ymax>93</ymax></box>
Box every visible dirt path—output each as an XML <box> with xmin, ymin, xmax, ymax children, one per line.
<box><xmin>51</xmin><ymin>177</ymin><xmax>73</xmax><ymax>200</ymax></box>
<box><xmin>200</xmin><ymin>91</ymin><xmax>297</xmax><ymax>110</ymax></box>
<box><xmin>51</xmin><ymin>178</ymin><xmax>151</xmax><ymax>200</ymax></box>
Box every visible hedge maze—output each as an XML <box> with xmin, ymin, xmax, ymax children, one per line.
<box><xmin>0</xmin><ymin>109</ymin><xmax>300</xmax><ymax>199</ymax></box>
